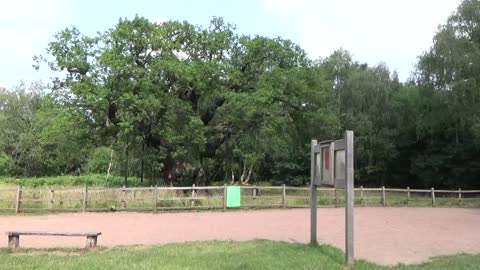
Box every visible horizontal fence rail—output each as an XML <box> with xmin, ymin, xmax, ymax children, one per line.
<box><xmin>0</xmin><ymin>185</ymin><xmax>479</xmax><ymax>214</ymax></box>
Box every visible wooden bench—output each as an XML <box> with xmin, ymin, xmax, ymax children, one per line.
<box><xmin>6</xmin><ymin>231</ymin><xmax>102</xmax><ymax>248</ymax></box>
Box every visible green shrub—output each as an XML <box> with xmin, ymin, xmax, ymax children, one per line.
<box><xmin>0</xmin><ymin>153</ymin><xmax>14</xmax><ymax>175</ymax></box>
<box><xmin>85</xmin><ymin>147</ymin><xmax>112</xmax><ymax>174</ymax></box>
<box><xmin>0</xmin><ymin>174</ymin><xmax>142</xmax><ymax>187</ymax></box>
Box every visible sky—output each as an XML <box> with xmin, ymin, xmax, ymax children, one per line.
<box><xmin>0</xmin><ymin>0</ymin><xmax>462</xmax><ymax>88</ymax></box>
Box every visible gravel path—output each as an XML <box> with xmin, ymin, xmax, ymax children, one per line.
<box><xmin>1</xmin><ymin>207</ymin><xmax>479</xmax><ymax>265</ymax></box>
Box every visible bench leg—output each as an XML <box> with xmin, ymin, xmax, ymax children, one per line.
<box><xmin>8</xmin><ymin>235</ymin><xmax>19</xmax><ymax>248</ymax></box>
<box><xmin>86</xmin><ymin>236</ymin><xmax>97</xmax><ymax>248</ymax></box>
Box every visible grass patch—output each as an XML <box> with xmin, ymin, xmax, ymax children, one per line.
<box><xmin>0</xmin><ymin>241</ymin><xmax>479</xmax><ymax>270</ymax></box>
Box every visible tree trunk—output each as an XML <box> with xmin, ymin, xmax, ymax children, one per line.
<box><xmin>240</xmin><ymin>163</ymin><xmax>247</xmax><ymax>183</ymax></box>
<box><xmin>140</xmin><ymin>140</ymin><xmax>145</xmax><ymax>184</ymax></box>
<box><xmin>124</xmin><ymin>143</ymin><xmax>129</xmax><ymax>187</ymax></box>
<box><xmin>225</xmin><ymin>136</ymin><xmax>230</xmax><ymax>183</ymax></box>
<box><xmin>230</xmin><ymin>170</ymin><xmax>235</xmax><ymax>184</ymax></box>
<box><xmin>243</xmin><ymin>165</ymin><xmax>253</xmax><ymax>184</ymax></box>
<box><xmin>106</xmin><ymin>149</ymin><xmax>114</xmax><ymax>181</ymax></box>
<box><xmin>161</xmin><ymin>156</ymin><xmax>176</xmax><ymax>186</ymax></box>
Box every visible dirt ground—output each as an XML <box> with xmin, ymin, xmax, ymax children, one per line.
<box><xmin>1</xmin><ymin>207</ymin><xmax>479</xmax><ymax>265</ymax></box>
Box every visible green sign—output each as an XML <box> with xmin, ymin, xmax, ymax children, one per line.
<box><xmin>226</xmin><ymin>186</ymin><xmax>241</xmax><ymax>208</ymax></box>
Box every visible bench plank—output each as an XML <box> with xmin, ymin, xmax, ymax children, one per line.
<box><xmin>6</xmin><ymin>231</ymin><xmax>101</xmax><ymax>237</ymax></box>
<box><xmin>6</xmin><ymin>231</ymin><xmax>101</xmax><ymax>249</ymax></box>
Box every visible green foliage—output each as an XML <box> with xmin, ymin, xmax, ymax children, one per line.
<box><xmin>85</xmin><ymin>147</ymin><xmax>112</xmax><ymax>174</ymax></box>
<box><xmin>0</xmin><ymin>153</ymin><xmax>14</xmax><ymax>175</ymax></box>
<box><xmin>0</xmin><ymin>174</ymin><xmax>141</xmax><ymax>187</ymax></box>
<box><xmin>0</xmin><ymin>82</ymin><xmax>46</xmax><ymax>176</ymax></box>
<box><xmin>413</xmin><ymin>0</ymin><xmax>480</xmax><ymax>188</ymax></box>
<box><xmin>34</xmin><ymin>98</ymin><xmax>92</xmax><ymax>175</ymax></box>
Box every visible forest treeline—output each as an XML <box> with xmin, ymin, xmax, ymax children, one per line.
<box><xmin>1</xmin><ymin>0</ymin><xmax>480</xmax><ymax>188</ymax></box>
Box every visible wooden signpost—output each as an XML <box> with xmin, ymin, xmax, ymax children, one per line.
<box><xmin>311</xmin><ymin>130</ymin><xmax>354</xmax><ymax>267</ymax></box>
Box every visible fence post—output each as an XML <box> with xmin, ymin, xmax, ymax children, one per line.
<box><xmin>431</xmin><ymin>188</ymin><xmax>436</xmax><ymax>207</ymax></box>
<box><xmin>191</xmin><ymin>184</ymin><xmax>196</xmax><ymax>206</ymax></box>
<box><xmin>381</xmin><ymin>186</ymin><xmax>386</xmax><ymax>206</ymax></box>
<box><xmin>407</xmin><ymin>187</ymin><xmax>410</xmax><ymax>204</ymax></box>
<box><xmin>122</xmin><ymin>185</ymin><xmax>127</xmax><ymax>209</ymax></box>
<box><xmin>83</xmin><ymin>186</ymin><xmax>88</xmax><ymax>212</ymax></box>
<box><xmin>153</xmin><ymin>185</ymin><xmax>158</xmax><ymax>212</ymax></box>
<box><xmin>360</xmin><ymin>186</ymin><xmax>364</xmax><ymax>204</ymax></box>
<box><xmin>282</xmin><ymin>184</ymin><xmax>286</xmax><ymax>208</ymax></box>
<box><xmin>223</xmin><ymin>184</ymin><xmax>227</xmax><ymax>211</ymax></box>
<box><xmin>15</xmin><ymin>185</ymin><xmax>22</xmax><ymax>214</ymax></box>
<box><xmin>458</xmin><ymin>188</ymin><xmax>462</xmax><ymax>205</ymax></box>
<box><xmin>334</xmin><ymin>188</ymin><xmax>339</xmax><ymax>207</ymax></box>
<box><xmin>50</xmin><ymin>187</ymin><xmax>55</xmax><ymax>210</ymax></box>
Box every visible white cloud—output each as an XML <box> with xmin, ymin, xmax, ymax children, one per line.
<box><xmin>262</xmin><ymin>0</ymin><xmax>461</xmax><ymax>80</ymax></box>
<box><xmin>300</xmin><ymin>23</ymin><xmax>335</xmax><ymax>59</ymax></box>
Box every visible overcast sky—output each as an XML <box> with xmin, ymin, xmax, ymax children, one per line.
<box><xmin>0</xmin><ymin>0</ymin><xmax>461</xmax><ymax>88</ymax></box>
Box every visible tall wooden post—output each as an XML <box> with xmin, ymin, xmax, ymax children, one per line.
<box><xmin>15</xmin><ymin>185</ymin><xmax>22</xmax><ymax>214</ymax></box>
<box><xmin>345</xmin><ymin>130</ymin><xmax>354</xmax><ymax>267</ymax></box>
<box><xmin>407</xmin><ymin>186</ymin><xmax>410</xmax><ymax>204</ymax></box>
<box><xmin>223</xmin><ymin>184</ymin><xmax>227</xmax><ymax>211</ymax></box>
<box><xmin>282</xmin><ymin>184</ymin><xmax>286</xmax><ymax>208</ymax></box>
<box><xmin>431</xmin><ymin>188</ymin><xmax>436</xmax><ymax>207</ymax></box>
<box><xmin>458</xmin><ymin>188</ymin><xmax>462</xmax><ymax>205</ymax></box>
<box><xmin>360</xmin><ymin>186</ymin><xmax>364</xmax><ymax>205</ymax></box>
<box><xmin>381</xmin><ymin>186</ymin><xmax>386</xmax><ymax>206</ymax></box>
<box><xmin>83</xmin><ymin>186</ymin><xmax>88</xmax><ymax>212</ymax></box>
<box><xmin>122</xmin><ymin>185</ymin><xmax>127</xmax><ymax>209</ymax></box>
<box><xmin>50</xmin><ymin>187</ymin><xmax>55</xmax><ymax>210</ymax></box>
<box><xmin>154</xmin><ymin>185</ymin><xmax>158</xmax><ymax>212</ymax></box>
<box><xmin>191</xmin><ymin>184</ymin><xmax>196</xmax><ymax>206</ymax></box>
<box><xmin>310</xmin><ymin>139</ymin><xmax>318</xmax><ymax>245</ymax></box>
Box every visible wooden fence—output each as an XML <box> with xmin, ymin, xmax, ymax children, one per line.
<box><xmin>0</xmin><ymin>185</ymin><xmax>479</xmax><ymax>214</ymax></box>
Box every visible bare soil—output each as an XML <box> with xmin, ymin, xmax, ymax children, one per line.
<box><xmin>1</xmin><ymin>207</ymin><xmax>479</xmax><ymax>265</ymax></box>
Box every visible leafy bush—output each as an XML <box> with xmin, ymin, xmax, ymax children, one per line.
<box><xmin>0</xmin><ymin>153</ymin><xmax>14</xmax><ymax>176</ymax></box>
<box><xmin>0</xmin><ymin>174</ymin><xmax>142</xmax><ymax>187</ymax></box>
<box><xmin>85</xmin><ymin>147</ymin><xmax>112</xmax><ymax>174</ymax></box>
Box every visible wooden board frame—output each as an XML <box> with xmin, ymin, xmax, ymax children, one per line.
<box><xmin>311</xmin><ymin>131</ymin><xmax>354</xmax><ymax>267</ymax></box>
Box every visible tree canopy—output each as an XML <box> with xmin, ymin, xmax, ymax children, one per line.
<box><xmin>1</xmin><ymin>0</ymin><xmax>480</xmax><ymax>189</ymax></box>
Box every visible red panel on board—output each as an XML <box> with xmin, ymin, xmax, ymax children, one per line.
<box><xmin>324</xmin><ymin>146</ymin><xmax>330</xmax><ymax>170</ymax></box>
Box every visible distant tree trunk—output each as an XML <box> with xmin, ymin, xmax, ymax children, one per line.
<box><xmin>161</xmin><ymin>156</ymin><xmax>175</xmax><ymax>186</ymax></box>
<box><xmin>230</xmin><ymin>170</ymin><xmax>235</xmax><ymax>184</ymax></box>
<box><xmin>140</xmin><ymin>140</ymin><xmax>145</xmax><ymax>184</ymax></box>
<box><xmin>240</xmin><ymin>163</ymin><xmax>247</xmax><ymax>183</ymax></box>
<box><xmin>243</xmin><ymin>165</ymin><xmax>253</xmax><ymax>185</ymax></box>
<box><xmin>225</xmin><ymin>137</ymin><xmax>229</xmax><ymax>183</ymax></box>
<box><xmin>124</xmin><ymin>143</ymin><xmax>129</xmax><ymax>187</ymax></box>
<box><xmin>106</xmin><ymin>149</ymin><xmax>114</xmax><ymax>181</ymax></box>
